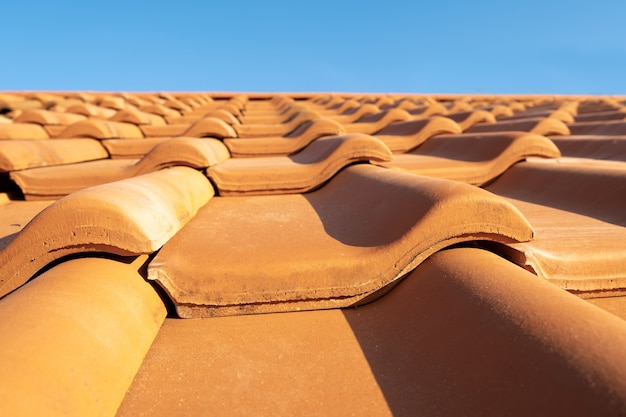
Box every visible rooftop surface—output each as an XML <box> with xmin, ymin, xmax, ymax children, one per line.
<box><xmin>0</xmin><ymin>92</ymin><xmax>626</xmax><ymax>416</ymax></box>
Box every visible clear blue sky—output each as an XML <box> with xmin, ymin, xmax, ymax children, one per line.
<box><xmin>2</xmin><ymin>0</ymin><xmax>625</xmax><ymax>94</ymax></box>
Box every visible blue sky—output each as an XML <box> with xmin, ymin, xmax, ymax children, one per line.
<box><xmin>2</xmin><ymin>0</ymin><xmax>625</xmax><ymax>94</ymax></box>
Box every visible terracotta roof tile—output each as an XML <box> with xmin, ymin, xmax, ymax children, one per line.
<box><xmin>13</xmin><ymin>109</ymin><xmax>87</xmax><ymax>125</ymax></box>
<box><xmin>223</xmin><ymin>118</ymin><xmax>345</xmax><ymax>156</ymax></box>
<box><xmin>150</xmin><ymin>164</ymin><xmax>532</xmax><ymax>317</ymax></box>
<box><xmin>0</xmin><ymin>138</ymin><xmax>108</xmax><ymax>171</ymax></box>
<box><xmin>119</xmin><ymin>248</ymin><xmax>626</xmax><ymax>416</ymax></box>
<box><xmin>0</xmin><ymin>123</ymin><xmax>49</xmax><ymax>140</ymax></box>
<box><xmin>377</xmin><ymin>132</ymin><xmax>560</xmax><ymax>185</ymax></box>
<box><xmin>11</xmin><ymin>138</ymin><xmax>227</xmax><ymax>199</ymax></box>
<box><xmin>0</xmin><ymin>255</ymin><xmax>165</xmax><ymax>417</ymax></box>
<box><xmin>374</xmin><ymin>116</ymin><xmax>463</xmax><ymax>153</ymax></box>
<box><xmin>1</xmin><ymin>92</ymin><xmax>626</xmax><ymax>415</ymax></box>
<box><xmin>0</xmin><ymin>167</ymin><xmax>211</xmax><ymax>296</ymax></box>
<box><xmin>485</xmin><ymin>160</ymin><xmax>626</xmax><ymax>293</ymax></box>
<box><xmin>56</xmin><ymin>119</ymin><xmax>144</xmax><ymax>139</ymax></box>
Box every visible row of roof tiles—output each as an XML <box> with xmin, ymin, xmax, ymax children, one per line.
<box><xmin>0</xmin><ymin>92</ymin><xmax>626</xmax><ymax>415</ymax></box>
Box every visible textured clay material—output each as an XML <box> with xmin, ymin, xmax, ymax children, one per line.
<box><xmin>0</xmin><ymin>139</ymin><xmax>108</xmax><ymax>172</ymax></box>
<box><xmin>119</xmin><ymin>248</ymin><xmax>626</xmax><ymax>416</ymax></box>
<box><xmin>181</xmin><ymin>117</ymin><xmax>238</xmax><ymax>138</ymax></box>
<box><xmin>466</xmin><ymin>117</ymin><xmax>571</xmax><ymax>136</ymax></box>
<box><xmin>373</xmin><ymin>116</ymin><xmax>463</xmax><ymax>153</ymax></box>
<box><xmin>10</xmin><ymin>138</ymin><xmax>228</xmax><ymax>198</ymax></box>
<box><xmin>235</xmin><ymin>110</ymin><xmax>322</xmax><ymax>138</ymax></box>
<box><xmin>223</xmin><ymin>118</ymin><xmax>345</xmax><ymax>156</ymax></box>
<box><xmin>13</xmin><ymin>109</ymin><xmax>87</xmax><ymax>125</ymax></box>
<box><xmin>377</xmin><ymin>132</ymin><xmax>561</xmax><ymax>185</ymax></box>
<box><xmin>0</xmin><ymin>255</ymin><xmax>166</xmax><ymax>417</ymax></box>
<box><xmin>486</xmin><ymin>161</ymin><xmax>626</xmax><ymax>292</ymax></box>
<box><xmin>150</xmin><ymin>164</ymin><xmax>533</xmax><ymax>317</ymax></box>
<box><xmin>0</xmin><ymin>167</ymin><xmax>212</xmax><ymax>298</ymax></box>
<box><xmin>342</xmin><ymin>108</ymin><xmax>413</xmax><ymax>134</ymax></box>
<box><xmin>56</xmin><ymin>119</ymin><xmax>144</xmax><ymax>139</ymax></box>
<box><xmin>0</xmin><ymin>123</ymin><xmax>50</xmax><ymax>140</ymax></box>
<box><xmin>102</xmin><ymin>137</ymin><xmax>174</xmax><ymax>159</ymax></box>
<box><xmin>207</xmin><ymin>134</ymin><xmax>392</xmax><ymax>195</ymax></box>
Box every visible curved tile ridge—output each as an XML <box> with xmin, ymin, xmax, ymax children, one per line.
<box><xmin>181</xmin><ymin>117</ymin><xmax>238</xmax><ymax>138</ymax></box>
<box><xmin>466</xmin><ymin>117</ymin><xmax>571</xmax><ymax>136</ymax></box>
<box><xmin>377</xmin><ymin>132</ymin><xmax>561</xmax><ymax>186</ymax></box>
<box><xmin>0</xmin><ymin>123</ymin><xmax>49</xmax><ymax>140</ymax></box>
<box><xmin>133</xmin><ymin>138</ymin><xmax>231</xmax><ymax>175</ymax></box>
<box><xmin>485</xmin><ymin>161</ymin><xmax>626</xmax><ymax>292</ymax></box>
<box><xmin>13</xmin><ymin>109</ymin><xmax>87</xmax><ymax>125</ymax></box>
<box><xmin>326</xmin><ymin>104</ymin><xmax>381</xmax><ymax>124</ymax></box>
<box><xmin>0</xmin><ymin>139</ymin><xmax>108</xmax><ymax>172</ymax></box>
<box><xmin>374</xmin><ymin>116</ymin><xmax>463</xmax><ymax>153</ymax></box>
<box><xmin>0</xmin><ymin>167</ymin><xmax>212</xmax><ymax>297</ymax></box>
<box><xmin>444</xmin><ymin>110</ymin><xmax>497</xmax><ymax>130</ymax></box>
<box><xmin>235</xmin><ymin>110</ymin><xmax>323</xmax><ymax>138</ymax></box>
<box><xmin>223</xmin><ymin>118</ymin><xmax>346</xmax><ymax>156</ymax></box>
<box><xmin>65</xmin><ymin>103</ymin><xmax>117</xmax><ymax>118</ymax></box>
<box><xmin>0</xmin><ymin>255</ymin><xmax>167</xmax><ymax>417</ymax></box>
<box><xmin>149</xmin><ymin>164</ymin><xmax>533</xmax><ymax>317</ymax></box>
<box><xmin>202</xmin><ymin>108</ymin><xmax>241</xmax><ymax>126</ymax></box>
<box><xmin>110</xmin><ymin>108</ymin><xmax>166</xmax><ymax>126</ymax></box>
<box><xmin>341</xmin><ymin>247</ymin><xmax>626</xmax><ymax>416</ymax></box>
<box><xmin>56</xmin><ymin>119</ymin><xmax>144</xmax><ymax>139</ymax></box>
<box><xmin>343</xmin><ymin>108</ymin><xmax>413</xmax><ymax>134</ymax></box>
<box><xmin>207</xmin><ymin>134</ymin><xmax>392</xmax><ymax>196</ymax></box>
<box><xmin>10</xmin><ymin>138</ymin><xmax>227</xmax><ymax>199</ymax></box>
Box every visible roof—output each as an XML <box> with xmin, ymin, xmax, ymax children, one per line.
<box><xmin>0</xmin><ymin>91</ymin><xmax>626</xmax><ymax>416</ymax></box>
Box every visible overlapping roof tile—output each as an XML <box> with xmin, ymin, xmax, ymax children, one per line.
<box><xmin>0</xmin><ymin>91</ymin><xmax>625</xmax><ymax>416</ymax></box>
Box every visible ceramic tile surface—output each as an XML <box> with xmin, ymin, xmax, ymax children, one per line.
<box><xmin>0</xmin><ymin>92</ymin><xmax>625</xmax><ymax>416</ymax></box>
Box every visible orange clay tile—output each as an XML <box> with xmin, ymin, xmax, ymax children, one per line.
<box><xmin>0</xmin><ymin>167</ymin><xmax>212</xmax><ymax>297</ymax></box>
<box><xmin>377</xmin><ymin>132</ymin><xmax>560</xmax><ymax>185</ymax></box>
<box><xmin>0</xmin><ymin>99</ymin><xmax>42</xmax><ymax>111</ymax></box>
<box><xmin>102</xmin><ymin>137</ymin><xmax>175</xmax><ymax>159</ymax></box>
<box><xmin>122</xmin><ymin>248</ymin><xmax>626</xmax><ymax>416</ymax></box>
<box><xmin>466</xmin><ymin>117</ymin><xmax>571</xmax><ymax>136</ymax></box>
<box><xmin>497</xmin><ymin>108</ymin><xmax>575</xmax><ymax>123</ymax></box>
<box><xmin>149</xmin><ymin>164</ymin><xmax>533</xmax><ymax>317</ymax></box>
<box><xmin>202</xmin><ymin>108</ymin><xmax>241</xmax><ymax>125</ymax></box>
<box><xmin>550</xmin><ymin>135</ymin><xmax>626</xmax><ymax>161</ymax></box>
<box><xmin>0</xmin><ymin>139</ymin><xmax>108</xmax><ymax>171</ymax></box>
<box><xmin>11</xmin><ymin>138</ymin><xmax>228</xmax><ymax>199</ymax></box>
<box><xmin>223</xmin><ymin>118</ymin><xmax>345</xmax><ymax>157</ymax></box>
<box><xmin>98</xmin><ymin>95</ymin><xmax>129</xmax><ymax>110</ymax></box>
<box><xmin>207</xmin><ymin>134</ymin><xmax>391</xmax><ymax>196</ymax></box>
<box><xmin>13</xmin><ymin>109</ymin><xmax>87</xmax><ymax>125</ymax></box>
<box><xmin>139</xmin><ymin>103</ymin><xmax>182</xmax><ymax>118</ymax></box>
<box><xmin>55</xmin><ymin>119</ymin><xmax>144</xmax><ymax>139</ymax></box>
<box><xmin>180</xmin><ymin>117</ymin><xmax>237</xmax><ymax>138</ymax></box>
<box><xmin>65</xmin><ymin>102</ymin><xmax>117</xmax><ymax>118</ymax></box>
<box><xmin>0</xmin><ymin>200</ymin><xmax>55</xmax><ymax>251</ymax></box>
<box><xmin>574</xmin><ymin>110</ymin><xmax>626</xmax><ymax>122</ymax></box>
<box><xmin>485</xmin><ymin>160</ymin><xmax>626</xmax><ymax>293</ymax></box>
<box><xmin>342</xmin><ymin>108</ymin><xmax>413</xmax><ymax>134</ymax></box>
<box><xmin>318</xmin><ymin>98</ymin><xmax>360</xmax><ymax>115</ymax></box>
<box><xmin>372</xmin><ymin>116</ymin><xmax>463</xmax><ymax>153</ymax></box>
<box><xmin>235</xmin><ymin>110</ymin><xmax>322</xmax><ymax>138</ymax></box>
<box><xmin>0</xmin><ymin>255</ymin><xmax>166</xmax><ymax>417</ymax></box>
<box><xmin>139</xmin><ymin>124</ymin><xmax>188</xmax><ymax>137</ymax></box>
<box><xmin>406</xmin><ymin>101</ymin><xmax>448</xmax><ymax>117</ymax></box>
<box><xmin>443</xmin><ymin>109</ymin><xmax>496</xmax><ymax>130</ymax></box>
<box><xmin>0</xmin><ymin>123</ymin><xmax>49</xmax><ymax>140</ymax></box>
<box><xmin>324</xmin><ymin>104</ymin><xmax>381</xmax><ymax>124</ymax></box>
<box><xmin>568</xmin><ymin>120</ymin><xmax>626</xmax><ymax>135</ymax></box>
<box><xmin>110</xmin><ymin>108</ymin><xmax>167</xmax><ymax>126</ymax></box>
